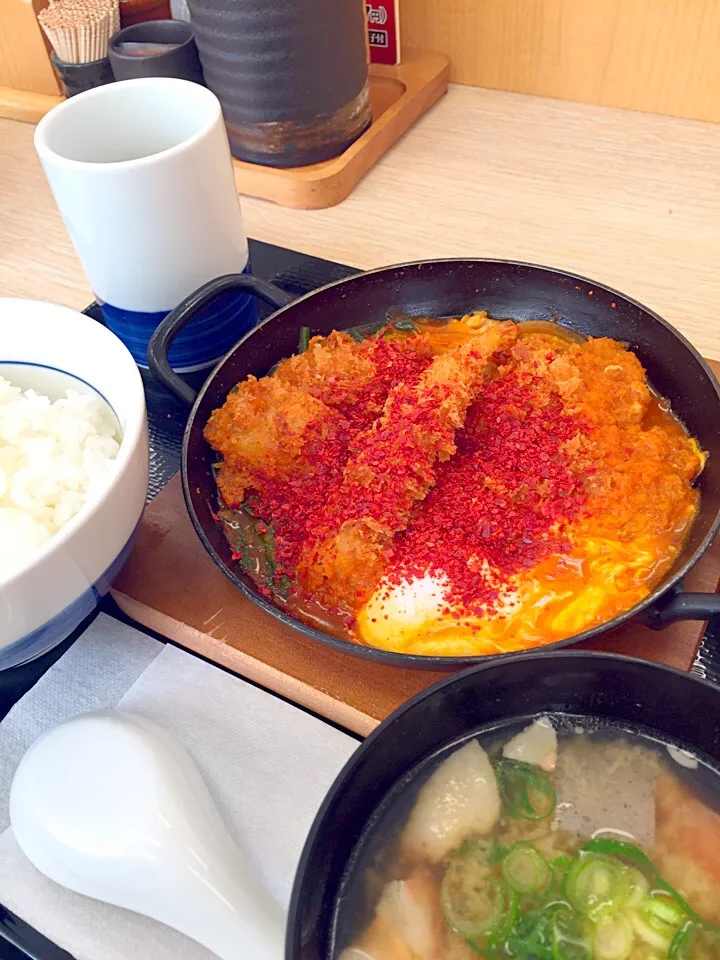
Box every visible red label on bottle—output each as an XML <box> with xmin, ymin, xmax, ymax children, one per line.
<box><xmin>366</xmin><ymin>1</ymin><xmax>400</xmax><ymax>66</ymax></box>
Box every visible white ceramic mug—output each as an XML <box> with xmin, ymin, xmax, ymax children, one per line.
<box><xmin>34</xmin><ymin>77</ymin><xmax>257</xmax><ymax>372</ymax></box>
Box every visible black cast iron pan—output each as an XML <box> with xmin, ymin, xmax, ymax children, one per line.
<box><xmin>285</xmin><ymin>651</ymin><xmax>720</xmax><ymax>959</ymax></box>
<box><xmin>148</xmin><ymin>259</ymin><xmax>720</xmax><ymax>669</ymax></box>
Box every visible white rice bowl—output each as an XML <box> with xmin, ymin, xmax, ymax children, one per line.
<box><xmin>0</xmin><ymin>376</ymin><xmax>121</xmax><ymax>580</ymax></box>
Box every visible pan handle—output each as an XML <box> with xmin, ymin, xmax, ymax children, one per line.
<box><xmin>147</xmin><ymin>274</ymin><xmax>293</xmax><ymax>406</ymax></box>
<box><xmin>643</xmin><ymin>588</ymin><xmax>720</xmax><ymax>629</ymax></box>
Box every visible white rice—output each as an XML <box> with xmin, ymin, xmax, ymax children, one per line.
<box><xmin>0</xmin><ymin>376</ymin><xmax>121</xmax><ymax>580</ymax></box>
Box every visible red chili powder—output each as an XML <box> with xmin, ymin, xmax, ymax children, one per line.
<box><xmin>315</xmin><ymin>376</ymin><xmax>459</xmax><ymax>534</ymax></box>
<box><xmin>249</xmin><ymin>347</ymin><xmax>587</xmax><ymax>614</ymax></box>
<box><xmin>247</xmin><ymin>337</ymin><xmax>433</xmax><ymax>579</ymax></box>
<box><xmin>386</xmin><ymin>371</ymin><xmax>588</xmax><ymax>616</ymax></box>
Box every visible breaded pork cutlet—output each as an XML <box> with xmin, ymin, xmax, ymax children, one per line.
<box><xmin>203</xmin><ymin>377</ymin><xmax>336</xmax><ymax>507</ymax></box>
<box><xmin>298</xmin><ymin>322</ymin><xmax>518</xmax><ymax>612</ymax></box>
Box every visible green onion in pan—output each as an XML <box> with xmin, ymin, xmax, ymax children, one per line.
<box><xmin>390</xmin><ymin>317</ymin><xmax>417</xmax><ymax>332</ymax></box>
<box><xmin>494</xmin><ymin>759</ymin><xmax>557</xmax><ymax>820</ymax></box>
<box><xmin>563</xmin><ymin>853</ymin><xmax>629</xmax><ymax>918</ymax></box>
<box><xmin>346</xmin><ymin>328</ymin><xmax>368</xmax><ymax>342</ymax></box>
<box><xmin>298</xmin><ymin>326</ymin><xmax>311</xmax><ymax>352</ymax></box>
<box><xmin>501</xmin><ymin>842</ymin><xmax>552</xmax><ymax>895</ymax></box>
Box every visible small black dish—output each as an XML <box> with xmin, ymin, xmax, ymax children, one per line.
<box><xmin>50</xmin><ymin>52</ymin><xmax>114</xmax><ymax>98</ymax></box>
<box><xmin>109</xmin><ymin>20</ymin><xmax>204</xmax><ymax>84</ymax></box>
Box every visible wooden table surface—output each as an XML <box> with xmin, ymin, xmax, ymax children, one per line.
<box><xmin>2</xmin><ymin>84</ymin><xmax>720</xmax><ymax>360</ymax></box>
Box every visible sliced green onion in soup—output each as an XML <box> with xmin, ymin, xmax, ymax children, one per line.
<box><xmin>593</xmin><ymin>913</ymin><xmax>634</xmax><ymax>960</ymax></box>
<box><xmin>451</xmin><ymin>835</ymin><xmax>506</xmax><ymax>864</ymax></box>
<box><xmin>624</xmin><ymin>867</ymin><xmax>650</xmax><ymax>908</ymax></box>
<box><xmin>630</xmin><ymin>909</ymin><xmax>677</xmax><ymax>951</ymax></box>
<box><xmin>564</xmin><ymin>853</ymin><xmax>629</xmax><ymax>918</ymax></box>
<box><xmin>440</xmin><ymin>857</ymin><xmax>513</xmax><ymax>939</ymax></box>
<box><xmin>550</xmin><ymin>907</ymin><xmax>593</xmax><ymax>960</ymax></box>
<box><xmin>494</xmin><ymin>759</ymin><xmax>557</xmax><ymax>820</ymax></box>
<box><xmin>501</xmin><ymin>842</ymin><xmax>552</xmax><ymax>895</ymax></box>
<box><xmin>670</xmin><ymin>920</ymin><xmax>720</xmax><ymax>959</ymax></box>
<box><xmin>630</xmin><ymin>890</ymin><xmax>690</xmax><ymax>950</ymax></box>
<box><xmin>642</xmin><ymin>890</ymin><xmax>689</xmax><ymax>929</ymax></box>
<box><xmin>550</xmin><ymin>854</ymin><xmax>572</xmax><ymax>892</ymax></box>
<box><xmin>580</xmin><ymin>838</ymin><xmax>698</xmax><ymax>922</ymax></box>
<box><xmin>502</xmin><ymin>904</ymin><xmax>557</xmax><ymax>958</ymax></box>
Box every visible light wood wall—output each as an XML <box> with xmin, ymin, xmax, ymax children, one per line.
<box><xmin>0</xmin><ymin>0</ymin><xmax>59</xmax><ymax>96</ymax></box>
<box><xmin>401</xmin><ymin>0</ymin><xmax>720</xmax><ymax>122</ymax></box>
<box><xmin>3</xmin><ymin>0</ymin><xmax>720</xmax><ymax>123</ymax></box>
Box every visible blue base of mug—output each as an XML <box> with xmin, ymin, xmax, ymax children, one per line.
<box><xmin>99</xmin><ymin>262</ymin><xmax>259</xmax><ymax>372</ymax></box>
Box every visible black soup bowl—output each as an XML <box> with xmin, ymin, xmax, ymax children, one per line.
<box><xmin>148</xmin><ymin>259</ymin><xmax>720</xmax><ymax>669</ymax></box>
<box><xmin>286</xmin><ymin>651</ymin><xmax>720</xmax><ymax>959</ymax></box>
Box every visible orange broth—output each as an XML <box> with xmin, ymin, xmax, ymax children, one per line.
<box><xmin>354</xmin><ymin>316</ymin><xmax>703</xmax><ymax>656</ymax></box>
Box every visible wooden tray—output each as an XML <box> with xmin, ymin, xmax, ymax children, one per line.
<box><xmin>232</xmin><ymin>50</ymin><xmax>449</xmax><ymax>209</ymax></box>
<box><xmin>113</xmin><ymin>359</ymin><xmax>720</xmax><ymax>736</ymax></box>
<box><xmin>0</xmin><ymin>51</ymin><xmax>449</xmax><ymax>211</ymax></box>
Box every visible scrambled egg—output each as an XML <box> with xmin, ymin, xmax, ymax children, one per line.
<box><xmin>357</xmin><ymin>531</ymin><xmax>686</xmax><ymax>656</ymax></box>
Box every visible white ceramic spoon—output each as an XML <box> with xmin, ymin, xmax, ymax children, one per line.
<box><xmin>9</xmin><ymin>711</ymin><xmax>286</xmax><ymax>960</ymax></box>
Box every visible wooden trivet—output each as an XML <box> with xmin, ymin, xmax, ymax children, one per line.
<box><xmin>1</xmin><ymin>50</ymin><xmax>449</xmax><ymax>211</ymax></box>
<box><xmin>113</xmin><ymin>360</ymin><xmax>720</xmax><ymax>736</ymax></box>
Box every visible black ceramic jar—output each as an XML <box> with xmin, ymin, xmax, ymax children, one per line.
<box><xmin>186</xmin><ymin>0</ymin><xmax>372</xmax><ymax>167</ymax></box>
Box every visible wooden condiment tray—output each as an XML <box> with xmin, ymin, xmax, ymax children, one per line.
<box><xmin>0</xmin><ymin>50</ymin><xmax>449</xmax><ymax>211</ymax></box>
<box><xmin>231</xmin><ymin>51</ymin><xmax>449</xmax><ymax>209</ymax></box>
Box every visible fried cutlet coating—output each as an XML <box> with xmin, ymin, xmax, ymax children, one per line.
<box><xmin>508</xmin><ymin>335</ymin><xmax>650</xmax><ymax>428</ymax></box>
<box><xmin>299</xmin><ymin>323</ymin><xmax>518</xmax><ymax>611</ymax></box>
<box><xmin>510</xmin><ymin>335</ymin><xmax>700</xmax><ymax>541</ymax></box>
<box><xmin>274</xmin><ymin>330</ymin><xmax>435</xmax><ymax>416</ymax></box>
<box><xmin>204</xmin><ymin>376</ymin><xmax>334</xmax><ymax>506</ymax></box>
<box><xmin>204</xmin><ymin>330</ymin><xmax>434</xmax><ymax>509</ymax></box>
<box><xmin>272</xmin><ymin>331</ymin><xmax>377</xmax><ymax>407</ymax></box>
